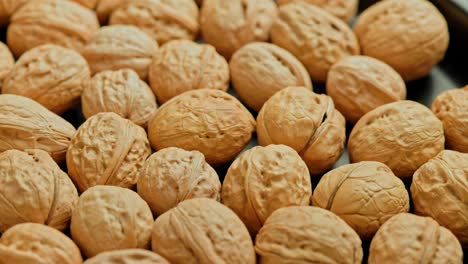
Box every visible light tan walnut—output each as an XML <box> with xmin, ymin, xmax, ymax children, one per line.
<box><xmin>71</xmin><ymin>186</ymin><xmax>153</xmax><ymax>258</ymax></box>
<box><xmin>200</xmin><ymin>0</ymin><xmax>277</xmax><ymax>59</ymax></box>
<box><xmin>256</xmin><ymin>206</ymin><xmax>363</xmax><ymax>264</ymax></box>
<box><xmin>257</xmin><ymin>87</ymin><xmax>346</xmax><ymax>175</ymax></box>
<box><xmin>151</xmin><ymin>198</ymin><xmax>256</xmax><ymax>264</ymax></box>
<box><xmin>230</xmin><ymin>42</ymin><xmax>312</xmax><ymax>112</ymax></box>
<box><xmin>0</xmin><ymin>0</ymin><xmax>30</xmax><ymax>26</ymax></box>
<box><xmin>66</xmin><ymin>112</ymin><xmax>151</xmax><ymax>192</ymax></box>
<box><xmin>148</xmin><ymin>89</ymin><xmax>255</xmax><ymax>166</ymax></box>
<box><xmin>327</xmin><ymin>55</ymin><xmax>406</xmax><ymax>124</ymax></box>
<box><xmin>148</xmin><ymin>40</ymin><xmax>229</xmax><ymax>104</ymax></box>
<box><xmin>278</xmin><ymin>0</ymin><xmax>358</xmax><ymax>22</ymax></box>
<box><xmin>84</xmin><ymin>249</ymin><xmax>169</xmax><ymax>264</ymax></box>
<box><xmin>0</xmin><ymin>42</ymin><xmax>14</xmax><ymax>91</ymax></box>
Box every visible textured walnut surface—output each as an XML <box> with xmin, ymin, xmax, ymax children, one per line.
<box><xmin>96</xmin><ymin>0</ymin><xmax>126</xmax><ymax>24</ymax></box>
<box><xmin>0</xmin><ymin>42</ymin><xmax>14</xmax><ymax>91</ymax></box>
<box><xmin>84</xmin><ymin>249</ymin><xmax>169</xmax><ymax>264</ymax></box>
<box><xmin>73</xmin><ymin>0</ymin><xmax>98</xmax><ymax>9</ymax></box>
<box><xmin>0</xmin><ymin>0</ymin><xmax>30</xmax><ymax>26</ymax></box>
<box><xmin>277</xmin><ymin>0</ymin><xmax>358</xmax><ymax>22</ymax></box>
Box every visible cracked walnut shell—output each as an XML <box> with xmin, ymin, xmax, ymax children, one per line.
<box><xmin>0</xmin><ymin>42</ymin><xmax>14</xmax><ymax>91</ymax></box>
<box><xmin>277</xmin><ymin>0</ymin><xmax>359</xmax><ymax>22</ymax></box>
<box><xmin>84</xmin><ymin>249</ymin><xmax>169</xmax><ymax>264</ymax></box>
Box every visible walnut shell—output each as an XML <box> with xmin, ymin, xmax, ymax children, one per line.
<box><xmin>151</xmin><ymin>198</ymin><xmax>256</xmax><ymax>264</ymax></box>
<box><xmin>3</xmin><ymin>44</ymin><xmax>90</xmax><ymax>114</ymax></box>
<box><xmin>0</xmin><ymin>223</ymin><xmax>82</xmax><ymax>264</ymax></box>
<box><xmin>255</xmin><ymin>206</ymin><xmax>363</xmax><ymax>264</ymax></box>
<box><xmin>369</xmin><ymin>213</ymin><xmax>463</xmax><ymax>264</ymax></box>
<box><xmin>411</xmin><ymin>150</ymin><xmax>468</xmax><ymax>246</ymax></box>
<box><xmin>0</xmin><ymin>42</ymin><xmax>14</xmax><ymax>91</ymax></box>
<box><xmin>327</xmin><ymin>55</ymin><xmax>407</xmax><ymax>124</ymax></box>
<box><xmin>148</xmin><ymin>89</ymin><xmax>255</xmax><ymax>166</ymax></box>
<box><xmin>0</xmin><ymin>94</ymin><xmax>76</xmax><ymax>162</ymax></box>
<box><xmin>73</xmin><ymin>0</ymin><xmax>98</xmax><ymax>9</ymax></box>
<box><xmin>354</xmin><ymin>0</ymin><xmax>449</xmax><ymax>81</ymax></box>
<box><xmin>7</xmin><ymin>0</ymin><xmax>99</xmax><ymax>57</ymax></box>
<box><xmin>84</xmin><ymin>249</ymin><xmax>169</xmax><ymax>264</ymax></box>
<box><xmin>0</xmin><ymin>0</ymin><xmax>30</xmax><ymax>26</ymax></box>
<box><xmin>71</xmin><ymin>186</ymin><xmax>153</xmax><ymax>258</ymax></box>
<box><xmin>148</xmin><ymin>40</ymin><xmax>229</xmax><ymax>104</ymax></box>
<box><xmin>272</xmin><ymin>2</ymin><xmax>360</xmax><ymax>82</ymax></box>
<box><xmin>222</xmin><ymin>144</ymin><xmax>312</xmax><ymax>234</ymax></box>
<box><xmin>257</xmin><ymin>87</ymin><xmax>346</xmax><ymax>175</ymax></box>
<box><xmin>230</xmin><ymin>42</ymin><xmax>312</xmax><ymax>112</ymax></box>
<box><xmin>81</xmin><ymin>69</ymin><xmax>158</xmax><ymax>127</ymax></box>
<box><xmin>200</xmin><ymin>0</ymin><xmax>277</xmax><ymax>59</ymax></box>
<box><xmin>95</xmin><ymin>0</ymin><xmax>126</xmax><ymax>24</ymax></box>
<box><xmin>277</xmin><ymin>0</ymin><xmax>358</xmax><ymax>22</ymax></box>
<box><xmin>66</xmin><ymin>112</ymin><xmax>151</xmax><ymax>192</ymax></box>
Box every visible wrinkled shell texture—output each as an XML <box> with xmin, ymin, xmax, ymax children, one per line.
<box><xmin>71</xmin><ymin>186</ymin><xmax>153</xmax><ymax>258</ymax></box>
<box><xmin>0</xmin><ymin>0</ymin><xmax>30</xmax><ymax>25</ymax></box>
<box><xmin>272</xmin><ymin>2</ymin><xmax>359</xmax><ymax>81</ymax></box>
<box><xmin>222</xmin><ymin>144</ymin><xmax>312</xmax><ymax>234</ymax></box>
<box><xmin>326</xmin><ymin>55</ymin><xmax>406</xmax><ymax>123</ymax></box>
<box><xmin>411</xmin><ymin>150</ymin><xmax>468</xmax><ymax>245</ymax></box>
<box><xmin>0</xmin><ymin>223</ymin><xmax>82</xmax><ymax>264</ymax></box>
<box><xmin>230</xmin><ymin>42</ymin><xmax>312</xmax><ymax>112</ymax></box>
<box><xmin>67</xmin><ymin>112</ymin><xmax>151</xmax><ymax>192</ymax></box>
<box><xmin>257</xmin><ymin>87</ymin><xmax>346</xmax><ymax>175</ymax></box>
<box><xmin>354</xmin><ymin>0</ymin><xmax>449</xmax><ymax>81</ymax></box>
<box><xmin>256</xmin><ymin>206</ymin><xmax>363</xmax><ymax>264</ymax></box>
<box><xmin>3</xmin><ymin>44</ymin><xmax>90</xmax><ymax>114</ymax></box>
<box><xmin>277</xmin><ymin>0</ymin><xmax>358</xmax><ymax>22</ymax></box>
<box><xmin>348</xmin><ymin>100</ymin><xmax>445</xmax><ymax>178</ymax></box>
<box><xmin>148</xmin><ymin>89</ymin><xmax>255</xmax><ymax>166</ymax></box>
<box><xmin>84</xmin><ymin>249</ymin><xmax>170</xmax><ymax>264</ymax></box>
<box><xmin>0</xmin><ymin>94</ymin><xmax>76</xmax><ymax>162</ymax></box>
<box><xmin>149</xmin><ymin>40</ymin><xmax>229</xmax><ymax>104</ymax></box>
<box><xmin>312</xmin><ymin>161</ymin><xmax>409</xmax><ymax>239</ymax></box>
<box><xmin>369</xmin><ymin>213</ymin><xmax>463</xmax><ymax>264</ymax></box>
<box><xmin>151</xmin><ymin>198</ymin><xmax>256</xmax><ymax>264</ymax></box>
<box><xmin>7</xmin><ymin>0</ymin><xmax>99</xmax><ymax>57</ymax></box>
<box><xmin>0</xmin><ymin>42</ymin><xmax>14</xmax><ymax>90</ymax></box>
<box><xmin>200</xmin><ymin>0</ymin><xmax>278</xmax><ymax>59</ymax></box>
<box><xmin>81</xmin><ymin>69</ymin><xmax>158</xmax><ymax>127</ymax></box>
<box><xmin>96</xmin><ymin>0</ymin><xmax>126</xmax><ymax>24</ymax></box>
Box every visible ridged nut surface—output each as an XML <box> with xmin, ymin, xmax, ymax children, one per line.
<box><xmin>84</xmin><ymin>249</ymin><xmax>169</xmax><ymax>264</ymax></box>
<box><xmin>0</xmin><ymin>42</ymin><xmax>14</xmax><ymax>91</ymax></box>
<box><xmin>0</xmin><ymin>0</ymin><xmax>30</xmax><ymax>26</ymax></box>
<box><xmin>277</xmin><ymin>0</ymin><xmax>359</xmax><ymax>22</ymax></box>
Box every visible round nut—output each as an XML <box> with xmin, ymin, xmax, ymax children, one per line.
<box><xmin>148</xmin><ymin>89</ymin><xmax>255</xmax><ymax>166</ymax></box>
<box><xmin>200</xmin><ymin>0</ymin><xmax>277</xmax><ymax>59</ymax></box>
<box><xmin>369</xmin><ymin>213</ymin><xmax>463</xmax><ymax>264</ymax></box>
<box><xmin>81</xmin><ymin>69</ymin><xmax>158</xmax><ymax>127</ymax></box>
<box><xmin>151</xmin><ymin>198</ymin><xmax>256</xmax><ymax>264</ymax></box>
<box><xmin>84</xmin><ymin>249</ymin><xmax>169</xmax><ymax>264</ymax></box>
<box><xmin>66</xmin><ymin>112</ymin><xmax>151</xmax><ymax>192</ymax></box>
<box><xmin>257</xmin><ymin>87</ymin><xmax>346</xmax><ymax>175</ymax></box>
<box><xmin>222</xmin><ymin>144</ymin><xmax>312</xmax><ymax>234</ymax></box>
<box><xmin>0</xmin><ymin>42</ymin><xmax>14</xmax><ymax>91</ymax></box>
<box><xmin>348</xmin><ymin>100</ymin><xmax>445</xmax><ymax>178</ymax></box>
<box><xmin>148</xmin><ymin>40</ymin><xmax>229</xmax><ymax>104</ymax></box>
<box><xmin>277</xmin><ymin>0</ymin><xmax>359</xmax><ymax>22</ymax></box>
<box><xmin>0</xmin><ymin>0</ymin><xmax>30</xmax><ymax>26</ymax></box>
<box><xmin>255</xmin><ymin>206</ymin><xmax>363</xmax><ymax>264</ymax></box>
<box><xmin>230</xmin><ymin>42</ymin><xmax>312</xmax><ymax>112</ymax></box>
<box><xmin>326</xmin><ymin>55</ymin><xmax>407</xmax><ymax>123</ymax></box>
<box><xmin>3</xmin><ymin>44</ymin><xmax>90</xmax><ymax>114</ymax></box>
<box><xmin>71</xmin><ymin>185</ymin><xmax>153</xmax><ymax>258</ymax></box>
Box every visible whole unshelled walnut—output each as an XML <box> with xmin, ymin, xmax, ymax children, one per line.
<box><xmin>67</xmin><ymin>112</ymin><xmax>151</xmax><ymax>192</ymax></box>
<box><xmin>151</xmin><ymin>198</ymin><xmax>256</xmax><ymax>264</ymax></box>
<box><xmin>348</xmin><ymin>100</ymin><xmax>445</xmax><ymax>178</ymax></box>
<box><xmin>0</xmin><ymin>0</ymin><xmax>30</xmax><ymax>26</ymax></box>
<box><xmin>0</xmin><ymin>42</ymin><xmax>14</xmax><ymax>90</ymax></box>
<box><xmin>277</xmin><ymin>0</ymin><xmax>359</xmax><ymax>22</ymax></box>
<box><xmin>255</xmin><ymin>206</ymin><xmax>363</xmax><ymax>264</ymax></box>
<box><xmin>84</xmin><ymin>249</ymin><xmax>169</xmax><ymax>264</ymax></box>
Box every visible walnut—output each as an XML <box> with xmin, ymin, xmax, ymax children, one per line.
<box><xmin>151</xmin><ymin>198</ymin><xmax>256</xmax><ymax>264</ymax></box>
<box><xmin>148</xmin><ymin>89</ymin><xmax>255</xmax><ymax>166</ymax></box>
<box><xmin>257</xmin><ymin>87</ymin><xmax>346</xmax><ymax>175</ymax></box>
<box><xmin>84</xmin><ymin>249</ymin><xmax>169</xmax><ymax>264</ymax></box>
<box><xmin>66</xmin><ymin>112</ymin><xmax>151</xmax><ymax>192</ymax></box>
<box><xmin>148</xmin><ymin>40</ymin><xmax>229</xmax><ymax>104</ymax></box>
<box><xmin>0</xmin><ymin>0</ymin><xmax>30</xmax><ymax>26</ymax></box>
<box><xmin>349</xmin><ymin>100</ymin><xmax>445</xmax><ymax>178</ymax></box>
<box><xmin>96</xmin><ymin>0</ymin><xmax>126</xmax><ymax>24</ymax></box>
<box><xmin>230</xmin><ymin>42</ymin><xmax>312</xmax><ymax>112</ymax></box>
<box><xmin>255</xmin><ymin>206</ymin><xmax>363</xmax><ymax>264</ymax></box>
<box><xmin>0</xmin><ymin>42</ymin><xmax>14</xmax><ymax>91</ymax></box>
<box><xmin>73</xmin><ymin>0</ymin><xmax>98</xmax><ymax>9</ymax></box>
<box><xmin>277</xmin><ymin>0</ymin><xmax>359</xmax><ymax>22</ymax></box>
<box><xmin>222</xmin><ymin>144</ymin><xmax>312</xmax><ymax>234</ymax></box>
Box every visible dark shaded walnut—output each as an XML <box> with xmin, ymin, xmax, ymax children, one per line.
<box><xmin>0</xmin><ymin>0</ymin><xmax>30</xmax><ymax>26</ymax></box>
<box><xmin>369</xmin><ymin>213</ymin><xmax>463</xmax><ymax>264</ymax></box>
<box><xmin>348</xmin><ymin>100</ymin><xmax>445</xmax><ymax>178</ymax></box>
<box><xmin>256</xmin><ymin>206</ymin><xmax>363</xmax><ymax>264</ymax></box>
<box><xmin>230</xmin><ymin>42</ymin><xmax>312</xmax><ymax>111</ymax></box>
<box><xmin>84</xmin><ymin>249</ymin><xmax>169</xmax><ymax>264</ymax></box>
<box><xmin>200</xmin><ymin>0</ymin><xmax>277</xmax><ymax>59</ymax></box>
<box><xmin>0</xmin><ymin>42</ymin><xmax>14</xmax><ymax>91</ymax></box>
<box><xmin>326</xmin><ymin>55</ymin><xmax>406</xmax><ymax>123</ymax></box>
<box><xmin>148</xmin><ymin>89</ymin><xmax>255</xmax><ymax>166</ymax></box>
<box><xmin>257</xmin><ymin>87</ymin><xmax>346</xmax><ymax>175</ymax></box>
<box><xmin>148</xmin><ymin>40</ymin><xmax>229</xmax><ymax>104</ymax></box>
<box><xmin>151</xmin><ymin>198</ymin><xmax>256</xmax><ymax>264</ymax></box>
<box><xmin>222</xmin><ymin>144</ymin><xmax>312</xmax><ymax>234</ymax></box>
<box><xmin>277</xmin><ymin>0</ymin><xmax>359</xmax><ymax>22</ymax></box>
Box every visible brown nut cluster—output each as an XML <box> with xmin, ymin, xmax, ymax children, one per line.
<box><xmin>257</xmin><ymin>87</ymin><xmax>346</xmax><ymax>175</ymax></box>
<box><xmin>148</xmin><ymin>40</ymin><xmax>229</xmax><ymax>104</ymax></box>
<box><xmin>349</xmin><ymin>100</ymin><xmax>445</xmax><ymax>178</ymax></box>
<box><xmin>222</xmin><ymin>144</ymin><xmax>312</xmax><ymax>234</ymax></box>
<box><xmin>0</xmin><ymin>42</ymin><xmax>14</xmax><ymax>90</ymax></box>
<box><xmin>84</xmin><ymin>249</ymin><xmax>169</xmax><ymax>264</ymax></box>
<box><xmin>277</xmin><ymin>0</ymin><xmax>359</xmax><ymax>22</ymax></box>
<box><xmin>67</xmin><ymin>112</ymin><xmax>151</xmax><ymax>192</ymax></box>
<box><xmin>0</xmin><ymin>0</ymin><xmax>30</xmax><ymax>26</ymax></box>
<box><xmin>255</xmin><ymin>206</ymin><xmax>363</xmax><ymax>264</ymax></box>
<box><xmin>230</xmin><ymin>42</ymin><xmax>313</xmax><ymax>112</ymax></box>
<box><xmin>151</xmin><ymin>198</ymin><xmax>256</xmax><ymax>264</ymax></box>
<box><xmin>327</xmin><ymin>55</ymin><xmax>407</xmax><ymax>124</ymax></box>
